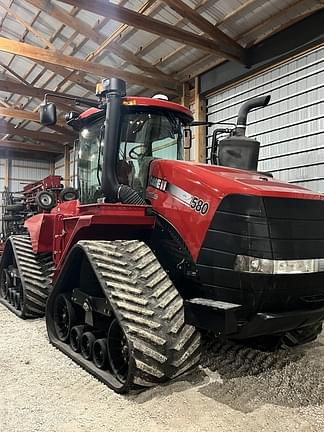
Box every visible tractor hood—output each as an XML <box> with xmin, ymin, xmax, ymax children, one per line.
<box><xmin>147</xmin><ymin>160</ymin><xmax>324</xmax><ymax>261</ymax></box>
<box><xmin>151</xmin><ymin>160</ymin><xmax>323</xmax><ymax>201</ymax></box>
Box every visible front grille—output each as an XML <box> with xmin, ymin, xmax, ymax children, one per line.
<box><xmin>196</xmin><ymin>194</ymin><xmax>324</xmax><ymax>313</ymax></box>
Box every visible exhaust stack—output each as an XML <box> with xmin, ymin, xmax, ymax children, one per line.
<box><xmin>217</xmin><ymin>95</ymin><xmax>271</xmax><ymax>171</ymax></box>
<box><xmin>236</xmin><ymin>95</ymin><xmax>271</xmax><ymax>136</ymax></box>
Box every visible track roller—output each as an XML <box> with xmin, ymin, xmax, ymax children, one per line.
<box><xmin>7</xmin><ymin>288</ymin><xmax>13</xmax><ymax>304</ymax></box>
<box><xmin>81</xmin><ymin>332</ymin><xmax>96</xmax><ymax>360</ymax></box>
<box><xmin>93</xmin><ymin>339</ymin><xmax>108</xmax><ymax>370</ymax></box>
<box><xmin>46</xmin><ymin>240</ymin><xmax>201</xmax><ymax>393</ymax></box>
<box><xmin>70</xmin><ymin>325</ymin><xmax>85</xmax><ymax>353</ymax></box>
<box><xmin>0</xmin><ymin>235</ymin><xmax>54</xmax><ymax>318</ymax></box>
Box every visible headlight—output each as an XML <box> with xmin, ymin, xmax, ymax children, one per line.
<box><xmin>234</xmin><ymin>255</ymin><xmax>324</xmax><ymax>274</ymax></box>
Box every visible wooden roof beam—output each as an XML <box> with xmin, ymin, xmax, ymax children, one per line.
<box><xmin>0</xmin><ymin>38</ymin><xmax>179</xmax><ymax>95</ymax></box>
<box><xmin>0</xmin><ymin>79</ymin><xmax>95</xmax><ymax>106</ymax></box>
<box><xmin>0</xmin><ymin>1</ymin><xmax>56</xmax><ymax>50</ymax></box>
<box><xmin>58</xmin><ymin>0</ymin><xmax>244</xmax><ymax>62</ymax></box>
<box><xmin>0</xmin><ymin>119</ymin><xmax>70</xmax><ymax>144</ymax></box>
<box><xmin>0</xmin><ymin>139</ymin><xmax>63</xmax><ymax>154</ymax></box>
<box><xmin>51</xmin><ymin>1</ymin><xmax>156</xmax><ymax>96</ymax></box>
<box><xmin>0</xmin><ymin>110</ymin><xmax>73</xmax><ymax>139</ymax></box>
<box><xmin>162</xmin><ymin>0</ymin><xmax>243</xmax><ymax>60</ymax></box>
<box><xmin>24</xmin><ymin>0</ymin><xmax>178</xmax><ymax>85</ymax></box>
<box><xmin>0</xmin><ymin>106</ymin><xmax>67</xmax><ymax>126</ymax></box>
<box><xmin>0</xmin><ymin>61</ymin><xmax>29</xmax><ymax>85</ymax></box>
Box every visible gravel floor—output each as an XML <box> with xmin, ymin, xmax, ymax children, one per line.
<box><xmin>1</xmin><ymin>304</ymin><xmax>324</xmax><ymax>432</ymax></box>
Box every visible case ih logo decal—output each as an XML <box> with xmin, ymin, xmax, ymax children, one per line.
<box><xmin>149</xmin><ymin>176</ymin><xmax>168</xmax><ymax>191</ymax></box>
<box><xmin>149</xmin><ymin>176</ymin><xmax>209</xmax><ymax>215</ymax></box>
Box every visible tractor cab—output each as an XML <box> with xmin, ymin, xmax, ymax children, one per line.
<box><xmin>73</xmin><ymin>98</ymin><xmax>192</xmax><ymax>203</ymax></box>
<box><xmin>39</xmin><ymin>78</ymin><xmax>193</xmax><ymax>205</ymax></box>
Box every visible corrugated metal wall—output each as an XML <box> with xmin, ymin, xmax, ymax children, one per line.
<box><xmin>54</xmin><ymin>149</ymin><xmax>75</xmax><ymax>186</ymax></box>
<box><xmin>206</xmin><ymin>45</ymin><xmax>324</xmax><ymax>192</ymax></box>
<box><xmin>9</xmin><ymin>159</ymin><xmax>50</xmax><ymax>193</ymax></box>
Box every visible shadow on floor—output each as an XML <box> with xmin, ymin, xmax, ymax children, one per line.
<box><xmin>130</xmin><ymin>335</ymin><xmax>324</xmax><ymax>413</ymax></box>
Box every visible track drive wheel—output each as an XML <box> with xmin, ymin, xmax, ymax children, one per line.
<box><xmin>53</xmin><ymin>294</ymin><xmax>76</xmax><ymax>342</ymax></box>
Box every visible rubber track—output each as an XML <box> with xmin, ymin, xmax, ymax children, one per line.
<box><xmin>1</xmin><ymin>235</ymin><xmax>54</xmax><ymax>318</ymax></box>
<box><xmin>80</xmin><ymin>240</ymin><xmax>201</xmax><ymax>388</ymax></box>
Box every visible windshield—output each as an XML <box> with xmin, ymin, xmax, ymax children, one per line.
<box><xmin>77</xmin><ymin>121</ymin><xmax>103</xmax><ymax>203</ymax></box>
<box><xmin>77</xmin><ymin>108</ymin><xmax>187</xmax><ymax>203</ymax></box>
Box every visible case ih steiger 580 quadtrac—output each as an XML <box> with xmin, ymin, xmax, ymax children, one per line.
<box><xmin>1</xmin><ymin>78</ymin><xmax>324</xmax><ymax>393</ymax></box>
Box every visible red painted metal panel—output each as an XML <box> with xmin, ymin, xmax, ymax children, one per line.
<box><xmin>25</xmin><ymin>213</ymin><xmax>56</xmax><ymax>254</ymax></box>
<box><xmin>147</xmin><ymin>160</ymin><xmax>324</xmax><ymax>261</ymax></box>
<box><xmin>79</xmin><ymin>97</ymin><xmax>193</xmax><ymax>122</ymax></box>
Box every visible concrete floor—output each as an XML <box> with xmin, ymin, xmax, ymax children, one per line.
<box><xmin>1</xmin><ymin>304</ymin><xmax>324</xmax><ymax>432</ymax></box>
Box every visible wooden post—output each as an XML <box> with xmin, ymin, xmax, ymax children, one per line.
<box><xmin>181</xmin><ymin>82</ymin><xmax>190</xmax><ymax>161</ymax></box>
<box><xmin>194</xmin><ymin>77</ymin><xmax>206</xmax><ymax>163</ymax></box>
<box><xmin>64</xmin><ymin>145</ymin><xmax>70</xmax><ymax>187</ymax></box>
<box><xmin>4</xmin><ymin>157</ymin><xmax>9</xmax><ymax>188</ymax></box>
<box><xmin>49</xmin><ymin>159</ymin><xmax>55</xmax><ymax>175</ymax></box>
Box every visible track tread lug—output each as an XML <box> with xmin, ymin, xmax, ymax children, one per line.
<box><xmin>0</xmin><ymin>235</ymin><xmax>54</xmax><ymax>319</ymax></box>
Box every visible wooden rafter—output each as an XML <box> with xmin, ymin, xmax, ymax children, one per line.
<box><xmin>112</xmin><ymin>0</ymin><xmax>217</xmax><ymax>81</ymax></box>
<box><xmin>83</xmin><ymin>1</ymin><xmax>157</xmax><ymax>64</ymax></box>
<box><xmin>237</xmin><ymin>0</ymin><xmax>324</xmax><ymax>44</ymax></box>
<box><xmin>0</xmin><ymin>1</ymin><xmax>56</xmax><ymax>50</ymax></box>
<box><xmin>0</xmin><ymin>79</ymin><xmax>95</xmax><ymax>105</ymax></box>
<box><xmin>0</xmin><ymin>38</ymin><xmax>179</xmax><ymax>95</ymax></box>
<box><xmin>0</xmin><ymin>106</ymin><xmax>67</xmax><ymax>126</ymax></box>
<box><xmin>162</xmin><ymin>0</ymin><xmax>243</xmax><ymax>60</ymax></box>
<box><xmin>24</xmin><ymin>0</ymin><xmax>177</xmax><ymax>84</ymax></box>
<box><xmin>51</xmin><ymin>1</ymin><xmax>156</xmax><ymax>98</ymax></box>
<box><xmin>0</xmin><ymin>139</ymin><xmax>63</xmax><ymax>154</ymax></box>
<box><xmin>0</xmin><ymin>61</ymin><xmax>29</xmax><ymax>85</ymax></box>
<box><xmin>220</xmin><ymin>0</ymin><xmax>262</xmax><ymax>25</ymax></box>
<box><xmin>0</xmin><ymin>119</ymin><xmax>70</xmax><ymax>143</ymax></box>
<box><xmin>57</xmin><ymin>0</ymin><xmax>244</xmax><ymax>62</ymax></box>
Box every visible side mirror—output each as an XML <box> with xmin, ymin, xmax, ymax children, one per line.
<box><xmin>184</xmin><ymin>128</ymin><xmax>192</xmax><ymax>150</ymax></box>
<box><xmin>39</xmin><ymin>102</ymin><xmax>57</xmax><ymax>126</ymax></box>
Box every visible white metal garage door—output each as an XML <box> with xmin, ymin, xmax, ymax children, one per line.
<box><xmin>206</xmin><ymin>44</ymin><xmax>324</xmax><ymax>192</ymax></box>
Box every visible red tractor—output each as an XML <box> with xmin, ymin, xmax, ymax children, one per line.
<box><xmin>1</xmin><ymin>78</ymin><xmax>324</xmax><ymax>393</ymax></box>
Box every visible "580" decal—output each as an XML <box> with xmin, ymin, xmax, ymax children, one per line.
<box><xmin>190</xmin><ymin>197</ymin><xmax>209</xmax><ymax>215</ymax></box>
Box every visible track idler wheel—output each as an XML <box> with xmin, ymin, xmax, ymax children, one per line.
<box><xmin>107</xmin><ymin>319</ymin><xmax>130</xmax><ymax>384</ymax></box>
<box><xmin>53</xmin><ymin>294</ymin><xmax>76</xmax><ymax>342</ymax></box>
<box><xmin>70</xmin><ymin>325</ymin><xmax>85</xmax><ymax>353</ymax></box>
<box><xmin>81</xmin><ymin>332</ymin><xmax>97</xmax><ymax>360</ymax></box>
<box><xmin>93</xmin><ymin>338</ymin><xmax>108</xmax><ymax>370</ymax></box>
